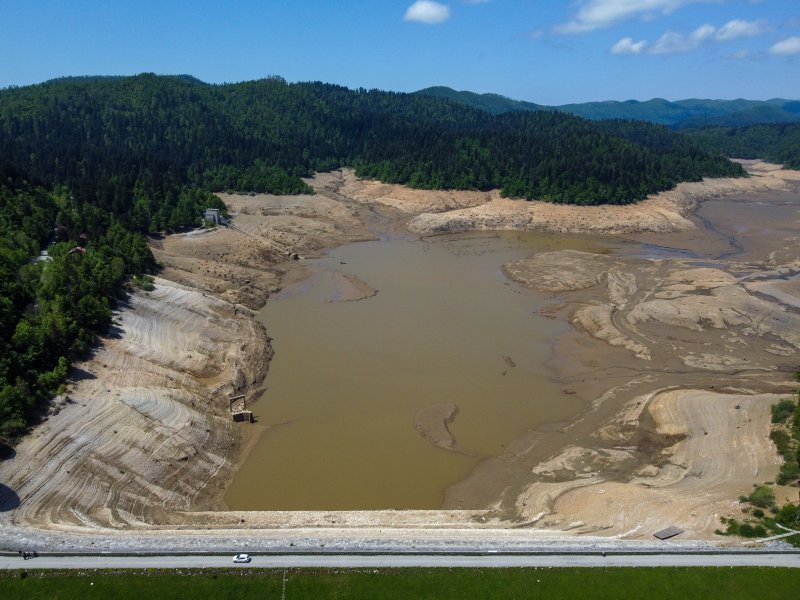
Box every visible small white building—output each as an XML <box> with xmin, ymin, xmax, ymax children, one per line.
<box><xmin>35</xmin><ymin>249</ymin><xmax>52</xmax><ymax>263</ymax></box>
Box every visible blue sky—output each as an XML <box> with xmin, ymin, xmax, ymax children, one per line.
<box><xmin>1</xmin><ymin>0</ymin><xmax>798</xmax><ymax>103</ymax></box>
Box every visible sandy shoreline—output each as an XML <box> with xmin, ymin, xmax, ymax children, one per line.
<box><xmin>3</xmin><ymin>162</ymin><xmax>800</xmax><ymax>549</ymax></box>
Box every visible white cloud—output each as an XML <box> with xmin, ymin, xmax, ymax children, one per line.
<box><xmin>646</xmin><ymin>24</ymin><xmax>715</xmax><ymax>54</ymax></box>
<box><xmin>724</xmin><ymin>49</ymin><xmax>752</xmax><ymax>60</ymax></box>
<box><xmin>611</xmin><ymin>19</ymin><xmax>770</xmax><ymax>55</ymax></box>
<box><xmin>769</xmin><ymin>36</ymin><xmax>800</xmax><ymax>56</ymax></box>
<box><xmin>611</xmin><ymin>37</ymin><xmax>648</xmax><ymax>54</ymax></box>
<box><xmin>715</xmin><ymin>19</ymin><xmax>768</xmax><ymax>41</ymax></box>
<box><xmin>556</xmin><ymin>0</ymin><xmax>701</xmax><ymax>34</ymax></box>
<box><xmin>649</xmin><ymin>30</ymin><xmax>695</xmax><ymax>53</ymax></box>
<box><xmin>404</xmin><ymin>1</ymin><xmax>452</xmax><ymax>24</ymax></box>
<box><xmin>692</xmin><ymin>23</ymin><xmax>717</xmax><ymax>42</ymax></box>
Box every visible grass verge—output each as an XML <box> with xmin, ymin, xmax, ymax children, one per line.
<box><xmin>1</xmin><ymin>567</ymin><xmax>800</xmax><ymax>599</ymax></box>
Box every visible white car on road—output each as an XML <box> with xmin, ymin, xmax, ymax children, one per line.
<box><xmin>232</xmin><ymin>553</ymin><xmax>251</xmax><ymax>563</ymax></box>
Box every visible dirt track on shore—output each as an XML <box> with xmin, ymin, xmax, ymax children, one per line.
<box><xmin>2</xmin><ymin>162</ymin><xmax>800</xmax><ymax>546</ymax></box>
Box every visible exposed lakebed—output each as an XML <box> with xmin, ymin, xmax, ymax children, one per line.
<box><xmin>225</xmin><ymin>180</ymin><xmax>800</xmax><ymax>521</ymax></box>
<box><xmin>5</xmin><ymin>166</ymin><xmax>799</xmax><ymax>536</ymax></box>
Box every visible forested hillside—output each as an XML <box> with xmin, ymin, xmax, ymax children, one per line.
<box><xmin>0</xmin><ymin>74</ymin><xmax>743</xmax><ymax>213</ymax></box>
<box><xmin>0</xmin><ymin>73</ymin><xmax>747</xmax><ymax>439</ymax></box>
<box><xmin>0</xmin><ymin>166</ymin><xmax>154</xmax><ymax>440</ymax></box>
<box><xmin>355</xmin><ymin>110</ymin><xmax>742</xmax><ymax>203</ymax></box>
<box><xmin>561</xmin><ymin>98</ymin><xmax>800</xmax><ymax>128</ymax></box>
<box><xmin>683</xmin><ymin>124</ymin><xmax>800</xmax><ymax>169</ymax></box>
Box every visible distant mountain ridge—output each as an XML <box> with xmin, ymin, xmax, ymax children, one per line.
<box><xmin>414</xmin><ymin>86</ymin><xmax>800</xmax><ymax>128</ymax></box>
<box><xmin>414</xmin><ymin>86</ymin><xmax>545</xmax><ymax>115</ymax></box>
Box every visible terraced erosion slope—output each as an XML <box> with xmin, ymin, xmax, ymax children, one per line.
<box><xmin>0</xmin><ymin>279</ymin><xmax>270</xmax><ymax>528</ymax></box>
<box><xmin>406</xmin><ymin>160</ymin><xmax>796</xmax><ymax>235</ymax></box>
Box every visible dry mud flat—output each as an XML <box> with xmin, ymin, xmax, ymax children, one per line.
<box><xmin>2</xmin><ymin>161</ymin><xmax>800</xmax><ymax>548</ymax></box>
<box><xmin>457</xmin><ymin>249</ymin><xmax>799</xmax><ymax>537</ymax></box>
<box><xmin>414</xmin><ymin>404</ymin><xmax>472</xmax><ymax>456</ymax></box>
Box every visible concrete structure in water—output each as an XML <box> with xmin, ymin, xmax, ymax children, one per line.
<box><xmin>229</xmin><ymin>394</ymin><xmax>253</xmax><ymax>423</ymax></box>
<box><xmin>204</xmin><ymin>208</ymin><xmax>221</xmax><ymax>225</ymax></box>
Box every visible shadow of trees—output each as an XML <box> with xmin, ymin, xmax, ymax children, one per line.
<box><xmin>0</xmin><ymin>482</ymin><xmax>21</xmax><ymax>512</ymax></box>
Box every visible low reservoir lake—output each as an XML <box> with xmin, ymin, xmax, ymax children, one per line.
<box><xmin>225</xmin><ymin>232</ymin><xmax>623</xmax><ymax>510</ymax></box>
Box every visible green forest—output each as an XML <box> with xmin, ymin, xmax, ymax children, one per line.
<box><xmin>0</xmin><ymin>166</ymin><xmax>154</xmax><ymax>440</ymax></box>
<box><xmin>0</xmin><ymin>74</ymin><xmax>744</xmax><ymax>213</ymax></box>
<box><xmin>683</xmin><ymin>123</ymin><xmax>800</xmax><ymax>169</ymax></box>
<box><xmin>0</xmin><ymin>73</ymin><xmax>764</xmax><ymax>440</ymax></box>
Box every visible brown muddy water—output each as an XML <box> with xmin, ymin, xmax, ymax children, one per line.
<box><xmin>225</xmin><ymin>232</ymin><xmax>619</xmax><ymax>510</ymax></box>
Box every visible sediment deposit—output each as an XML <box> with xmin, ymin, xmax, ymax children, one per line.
<box><xmin>448</xmin><ymin>209</ymin><xmax>800</xmax><ymax>535</ymax></box>
<box><xmin>414</xmin><ymin>404</ymin><xmax>471</xmax><ymax>455</ymax></box>
<box><xmin>514</xmin><ymin>389</ymin><xmax>782</xmax><ymax>538</ymax></box>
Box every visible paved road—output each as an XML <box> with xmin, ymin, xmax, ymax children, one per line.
<box><xmin>2</xmin><ymin>553</ymin><xmax>799</xmax><ymax>569</ymax></box>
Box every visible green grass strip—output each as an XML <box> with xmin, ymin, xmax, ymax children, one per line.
<box><xmin>1</xmin><ymin>567</ymin><xmax>800</xmax><ymax>599</ymax></box>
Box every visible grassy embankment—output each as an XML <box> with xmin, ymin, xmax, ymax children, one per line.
<box><xmin>1</xmin><ymin>568</ymin><xmax>800</xmax><ymax>599</ymax></box>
